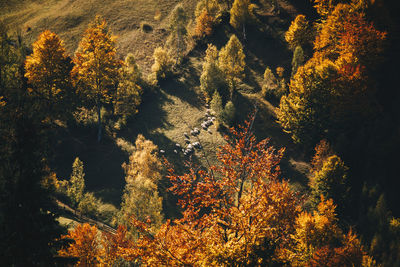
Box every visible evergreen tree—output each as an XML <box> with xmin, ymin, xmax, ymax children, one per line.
<box><xmin>67</xmin><ymin>157</ymin><xmax>85</xmax><ymax>207</ymax></box>
<box><xmin>222</xmin><ymin>100</ymin><xmax>236</xmax><ymax>126</ymax></box>
<box><xmin>285</xmin><ymin>14</ymin><xmax>312</xmax><ymax>50</ymax></box>
<box><xmin>200</xmin><ymin>44</ymin><xmax>227</xmax><ymax>102</ymax></box>
<box><xmin>230</xmin><ymin>0</ymin><xmax>254</xmax><ymax>40</ymax></box>
<box><xmin>291</xmin><ymin>46</ymin><xmax>305</xmax><ymax>77</ymax></box>
<box><xmin>0</xmin><ymin>29</ymin><xmax>61</xmax><ymax>264</ymax></box>
<box><xmin>114</xmin><ymin>53</ymin><xmax>142</xmax><ymax>117</ymax></box>
<box><xmin>71</xmin><ymin>16</ymin><xmax>122</xmax><ymax>142</ymax></box>
<box><xmin>309</xmin><ymin>155</ymin><xmax>349</xmax><ymax>211</ymax></box>
<box><xmin>167</xmin><ymin>4</ymin><xmax>188</xmax><ymax>63</ymax></box>
<box><xmin>218</xmin><ymin>34</ymin><xmax>245</xmax><ymax>93</ymax></box>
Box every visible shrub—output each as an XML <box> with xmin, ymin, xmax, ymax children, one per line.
<box><xmin>140</xmin><ymin>22</ymin><xmax>153</xmax><ymax>33</ymax></box>
<box><xmin>150</xmin><ymin>47</ymin><xmax>174</xmax><ymax>84</ymax></box>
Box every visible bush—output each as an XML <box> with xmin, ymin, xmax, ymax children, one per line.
<box><xmin>140</xmin><ymin>22</ymin><xmax>153</xmax><ymax>33</ymax></box>
<box><xmin>78</xmin><ymin>192</ymin><xmax>100</xmax><ymax>218</ymax></box>
<box><xmin>150</xmin><ymin>47</ymin><xmax>174</xmax><ymax>84</ymax></box>
<box><xmin>222</xmin><ymin>101</ymin><xmax>236</xmax><ymax>126</ymax></box>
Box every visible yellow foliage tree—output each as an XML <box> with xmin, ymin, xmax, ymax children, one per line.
<box><xmin>117</xmin><ymin>134</ymin><xmax>164</xmax><ymax>236</ymax></box>
<box><xmin>280</xmin><ymin>197</ymin><xmax>373</xmax><ymax>266</ymax></box>
<box><xmin>285</xmin><ymin>14</ymin><xmax>312</xmax><ymax>50</ymax></box>
<box><xmin>218</xmin><ymin>34</ymin><xmax>245</xmax><ymax>92</ymax></box>
<box><xmin>71</xmin><ymin>15</ymin><xmax>122</xmax><ymax>142</ymax></box>
<box><xmin>200</xmin><ymin>44</ymin><xmax>227</xmax><ymax>102</ymax></box>
<box><xmin>25</xmin><ymin>30</ymin><xmax>72</xmax><ymax>119</ymax></box>
<box><xmin>229</xmin><ymin>0</ymin><xmax>254</xmax><ymax>39</ymax></box>
<box><xmin>151</xmin><ymin>47</ymin><xmax>174</xmax><ymax>83</ymax></box>
<box><xmin>114</xmin><ymin>53</ymin><xmax>142</xmax><ymax>117</ymax></box>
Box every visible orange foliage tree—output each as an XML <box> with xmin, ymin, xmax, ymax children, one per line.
<box><xmin>25</xmin><ymin>30</ymin><xmax>73</xmax><ymax>119</ymax></box>
<box><xmin>59</xmin><ymin>224</ymin><xmax>132</xmax><ymax>266</ymax></box>
<box><xmin>118</xmin><ymin>116</ymin><xmax>303</xmax><ymax>265</ymax></box>
<box><xmin>58</xmin><ymin>223</ymin><xmax>101</xmax><ymax>266</ymax></box>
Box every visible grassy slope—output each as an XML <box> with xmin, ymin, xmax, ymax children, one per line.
<box><xmin>1</xmin><ymin>0</ymin><xmax>310</xmax><ymax>212</ymax></box>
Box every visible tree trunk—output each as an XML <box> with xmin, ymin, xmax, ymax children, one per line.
<box><xmin>97</xmin><ymin>96</ymin><xmax>102</xmax><ymax>143</ymax></box>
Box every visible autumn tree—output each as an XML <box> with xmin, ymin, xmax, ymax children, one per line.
<box><xmin>281</xmin><ymin>197</ymin><xmax>373</xmax><ymax>266</ymax></box>
<box><xmin>117</xmin><ymin>134</ymin><xmax>164</xmax><ymax>236</ymax></box>
<box><xmin>285</xmin><ymin>14</ymin><xmax>312</xmax><ymax>50</ymax></box>
<box><xmin>114</xmin><ymin>53</ymin><xmax>142</xmax><ymax>117</ymax></box>
<box><xmin>309</xmin><ymin>155</ymin><xmax>349</xmax><ymax>210</ymax></box>
<box><xmin>194</xmin><ymin>0</ymin><xmax>221</xmax><ymax>38</ymax></box>
<box><xmin>291</xmin><ymin>46</ymin><xmax>305</xmax><ymax>76</ymax></box>
<box><xmin>119</xmin><ymin>117</ymin><xmax>304</xmax><ymax>265</ymax></box>
<box><xmin>218</xmin><ymin>34</ymin><xmax>245</xmax><ymax>93</ymax></box>
<box><xmin>230</xmin><ymin>0</ymin><xmax>255</xmax><ymax>39</ymax></box>
<box><xmin>278</xmin><ymin>58</ymin><xmax>336</xmax><ymax>145</ymax></box>
<box><xmin>59</xmin><ymin>223</ymin><xmax>101</xmax><ymax>265</ymax></box>
<box><xmin>24</xmin><ymin>30</ymin><xmax>73</xmax><ymax>120</ymax></box>
<box><xmin>67</xmin><ymin>157</ymin><xmax>85</xmax><ymax>207</ymax></box>
<box><xmin>279</xmin><ymin>3</ymin><xmax>386</xmax><ymax>145</ymax></box>
<box><xmin>167</xmin><ymin>4</ymin><xmax>188</xmax><ymax>63</ymax></box>
<box><xmin>71</xmin><ymin>16</ymin><xmax>121</xmax><ymax>142</ymax></box>
<box><xmin>200</xmin><ymin>44</ymin><xmax>227</xmax><ymax>102</ymax></box>
<box><xmin>150</xmin><ymin>47</ymin><xmax>174</xmax><ymax>83</ymax></box>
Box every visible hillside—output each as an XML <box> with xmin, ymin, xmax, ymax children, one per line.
<box><xmin>3</xmin><ymin>0</ymin><xmax>398</xmax><ymax>265</ymax></box>
<box><xmin>1</xmin><ymin>0</ymin><xmax>309</xmax><ymax>206</ymax></box>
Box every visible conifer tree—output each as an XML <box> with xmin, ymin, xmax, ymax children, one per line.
<box><xmin>67</xmin><ymin>157</ymin><xmax>85</xmax><ymax>207</ymax></box>
<box><xmin>25</xmin><ymin>30</ymin><xmax>73</xmax><ymax>119</ymax></box>
<box><xmin>218</xmin><ymin>34</ymin><xmax>245</xmax><ymax>93</ymax></box>
<box><xmin>167</xmin><ymin>4</ymin><xmax>188</xmax><ymax>63</ymax></box>
<box><xmin>230</xmin><ymin>0</ymin><xmax>254</xmax><ymax>39</ymax></box>
<box><xmin>309</xmin><ymin>155</ymin><xmax>349</xmax><ymax>210</ymax></box>
<box><xmin>291</xmin><ymin>46</ymin><xmax>305</xmax><ymax>76</ymax></box>
<box><xmin>200</xmin><ymin>44</ymin><xmax>227</xmax><ymax>101</ymax></box>
<box><xmin>285</xmin><ymin>14</ymin><xmax>312</xmax><ymax>50</ymax></box>
<box><xmin>117</xmin><ymin>135</ymin><xmax>164</xmax><ymax>236</ymax></box>
<box><xmin>114</xmin><ymin>53</ymin><xmax>142</xmax><ymax>117</ymax></box>
<box><xmin>71</xmin><ymin>16</ymin><xmax>122</xmax><ymax>142</ymax></box>
<box><xmin>210</xmin><ymin>90</ymin><xmax>223</xmax><ymax>119</ymax></box>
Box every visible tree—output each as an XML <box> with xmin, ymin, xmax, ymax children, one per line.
<box><xmin>222</xmin><ymin>100</ymin><xmax>235</xmax><ymax>126</ymax></box>
<box><xmin>210</xmin><ymin>90</ymin><xmax>223</xmax><ymax>119</ymax></box>
<box><xmin>167</xmin><ymin>4</ymin><xmax>188</xmax><ymax>63</ymax></box>
<box><xmin>0</xmin><ymin>28</ymin><xmax>62</xmax><ymax>265</ymax></box>
<box><xmin>230</xmin><ymin>0</ymin><xmax>254</xmax><ymax>39</ymax></box>
<box><xmin>277</xmin><ymin>58</ymin><xmax>337</xmax><ymax>145</ymax></box>
<box><xmin>24</xmin><ymin>30</ymin><xmax>73</xmax><ymax>120</ymax></box>
<box><xmin>194</xmin><ymin>9</ymin><xmax>215</xmax><ymax>39</ymax></box>
<box><xmin>291</xmin><ymin>46</ymin><xmax>305</xmax><ymax>76</ymax></box>
<box><xmin>200</xmin><ymin>44</ymin><xmax>227</xmax><ymax>102</ymax></box>
<box><xmin>78</xmin><ymin>192</ymin><xmax>100</xmax><ymax>218</ymax></box>
<box><xmin>150</xmin><ymin>47</ymin><xmax>174</xmax><ymax>83</ymax></box>
<box><xmin>67</xmin><ymin>157</ymin><xmax>85</xmax><ymax>207</ymax></box>
<box><xmin>282</xmin><ymin>197</ymin><xmax>373</xmax><ymax>266</ymax></box>
<box><xmin>59</xmin><ymin>223</ymin><xmax>101</xmax><ymax>266</ymax></box>
<box><xmin>218</xmin><ymin>34</ymin><xmax>245</xmax><ymax>93</ymax></box>
<box><xmin>117</xmin><ymin>135</ymin><xmax>164</xmax><ymax>236</ymax></box>
<box><xmin>71</xmin><ymin>16</ymin><xmax>122</xmax><ymax>142</ymax></box>
<box><xmin>114</xmin><ymin>53</ymin><xmax>142</xmax><ymax>117</ymax></box>
<box><xmin>121</xmin><ymin>117</ymin><xmax>302</xmax><ymax>266</ymax></box>
<box><xmin>285</xmin><ymin>14</ymin><xmax>312</xmax><ymax>50</ymax></box>
<box><xmin>309</xmin><ymin>155</ymin><xmax>349</xmax><ymax>210</ymax></box>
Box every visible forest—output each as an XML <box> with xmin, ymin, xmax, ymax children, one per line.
<box><xmin>1</xmin><ymin>0</ymin><xmax>400</xmax><ymax>266</ymax></box>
